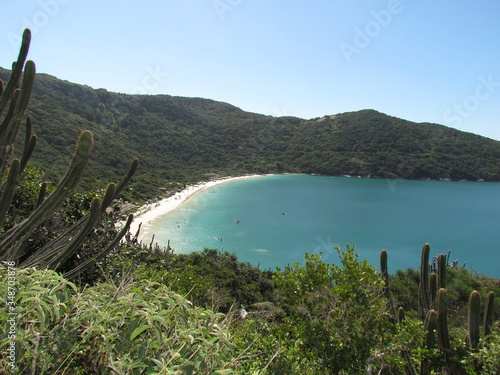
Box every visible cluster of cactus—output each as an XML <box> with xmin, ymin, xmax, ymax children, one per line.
<box><xmin>428</xmin><ymin>249</ymin><xmax>465</xmax><ymax>273</ymax></box>
<box><xmin>418</xmin><ymin>244</ymin><xmax>495</xmax><ymax>374</ymax></box>
<box><xmin>0</xmin><ymin>29</ymin><xmax>138</xmax><ymax>278</ymax></box>
<box><xmin>380</xmin><ymin>244</ymin><xmax>496</xmax><ymax>375</ymax></box>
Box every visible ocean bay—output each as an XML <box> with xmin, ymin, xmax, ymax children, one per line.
<box><xmin>145</xmin><ymin>174</ymin><xmax>500</xmax><ymax>277</ymax></box>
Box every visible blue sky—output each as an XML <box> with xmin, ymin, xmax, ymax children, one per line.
<box><xmin>2</xmin><ymin>0</ymin><xmax>500</xmax><ymax>140</ymax></box>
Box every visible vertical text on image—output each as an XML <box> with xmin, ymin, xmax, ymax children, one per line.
<box><xmin>4</xmin><ymin>261</ymin><xmax>18</xmax><ymax>370</ymax></box>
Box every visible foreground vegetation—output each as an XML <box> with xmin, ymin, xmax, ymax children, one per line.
<box><xmin>1</xmin><ymin>30</ymin><xmax>499</xmax><ymax>374</ymax></box>
<box><xmin>1</xmin><ymin>245</ymin><xmax>499</xmax><ymax>374</ymax></box>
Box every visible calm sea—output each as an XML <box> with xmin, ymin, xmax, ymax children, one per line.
<box><xmin>146</xmin><ymin>175</ymin><xmax>500</xmax><ymax>277</ymax></box>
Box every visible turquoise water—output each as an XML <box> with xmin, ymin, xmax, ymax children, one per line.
<box><xmin>147</xmin><ymin>175</ymin><xmax>500</xmax><ymax>277</ymax></box>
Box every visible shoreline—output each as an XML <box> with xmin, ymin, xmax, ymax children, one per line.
<box><xmin>126</xmin><ymin>174</ymin><xmax>274</xmax><ymax>243</ymax></box>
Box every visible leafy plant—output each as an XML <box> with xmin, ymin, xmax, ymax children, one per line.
<box><xmin>0</xmin><ymin>264</ymin><xmax>236</xmax><ymax>374</ymax></box>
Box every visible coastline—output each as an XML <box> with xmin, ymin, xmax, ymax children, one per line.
<box><xmin>126</xmin><ymin>174</ymin><xmax>274</xmax><ymax>243</ymax></box>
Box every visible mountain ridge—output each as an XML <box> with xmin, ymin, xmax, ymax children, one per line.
<box><xmin>2</xmin><ymin>67</ymin><xmax>500</xmax><ymax>201</ymax></box>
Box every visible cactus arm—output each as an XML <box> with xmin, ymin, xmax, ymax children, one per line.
<box><xmin>113</xmin><ymin>158</ymin><xmax>139</xmax><ymax>199</ymax></box>
<box><xmin>21</xmin><ymin>183</ymin><xmax>115</xmax><ymax>269</ymax></box>
<box><xmin>429</xmin><ymin>273</ymin><xmax>438</xmax><ymax>310</ymax></box>
<box><xmin>436</xmin><ymin>288</ymin><xmax>451</xmax><ymax>352</ymax></box>
<box><xmin>0</xmin><ymin>29</ymin><xmax>31</xmax><ymax>114</ymax></box>
<box><xmin>46</xmin><ymin>197</ymin><xmax>102</xmax><ymax>270</ymax></box>
<box><xmin>2</xmin><ymin>61</ymin><xmax>36</xmax><ymax>156</ymax></box>
<box><xmin>437</xmin><ymin>254</ymin><xmax>446</xmax><ymax>290</ymax></box>
<box><xmin>34</xmin><ymin>182</ymin><xmax>48</xmax><ymax>210</ymax></box>
<box><xmin>419</xmin><ymin>243</ymin><xmax>431</xmax><ymax>320</ymax></box>
<box><xmin>0</xmin><ymin>159</ymin><xmax>21</xmax><ymax>228</ymax></box>
<box><xmin>468</xmin><ymin>291</ymin><xmax>481</xmax><ymax>349</ymax></box>
<box><xmin>380</xmin><ymin>249</ymin><xmax>397</xmax><ymax>318</ymax></box>
<box><xmin>0</xmin><ymin>89</ymin><xmax>19</xmax><ymax>134</ymax></box>
<box><xmin>424</xmin><ymin>309</ymin><xmax>438</xmax><ymax>349</ymax></box>
<box><xmin>483</xmin><ymin>292</ymin><xmax>495</xmax><ymax>337</ymax></box>
<box><xmin>0</xmin><ymin>130</ymin><xmax>93</xmax><ymax>260</ymax></box>
<box><xmin>420</xmin><ymin>309</ymin><xmax>438</xmax><ymax>375</ymax></box>
<box><xmin>0</xmin><ymin>90</ymin><xmax>20</xmax><ymax>186</ymax></box>
<box><xmin>20</xmin><ymin>117</ymin><xmax>37</xmax><ymax>172</ymax></box>
<box><xmin>0</xmin><ymin>60</ymin><xmax>35</xmax><ymax>195</ymax></box>
<box><xmin>64</xmin><ymin>214</ymin><xmax>134</xmax><ymax>279</ymax></box>
<box><xmin>380</xmin><ymin>249</ymin><xmax>390</xmax><ymax>297</ymax></box>
<box><xmin>20</xmin><ymin>196</ymin><xmax>101</xmax><ymax>269</ymax></box>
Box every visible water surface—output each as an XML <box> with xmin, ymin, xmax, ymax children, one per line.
<box><xmin>147</xmin><ymin>175</ymin><xmax>500</xmax><ymax>277</ymax></box>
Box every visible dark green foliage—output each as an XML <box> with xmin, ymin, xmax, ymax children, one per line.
<box><xmin>103</xmin><ymin>246</ymin><xmax>276</xmax><ymax>313</ymax></box>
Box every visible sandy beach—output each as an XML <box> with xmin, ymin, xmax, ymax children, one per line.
<box><xmin>127</xmin><ymin>174</ymin><xmax>272</xmax><ymax>242</ymax></box>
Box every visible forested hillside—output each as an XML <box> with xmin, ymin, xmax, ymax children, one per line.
<box><xmin>2</xmin><ymin>67</ymin><xmax>500</xmax><ymax>201</ymax></box>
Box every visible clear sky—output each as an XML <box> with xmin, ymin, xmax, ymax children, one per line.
<box><xmin>2</xmin><ymin>1</ymin><xmax>500</xmax><ymax>140</ymax></box>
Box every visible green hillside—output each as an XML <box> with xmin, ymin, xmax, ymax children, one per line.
<box><xmin>2</xmin><ymin>67</ymin><xmax>500</xmax><ymax>201</ymax></box>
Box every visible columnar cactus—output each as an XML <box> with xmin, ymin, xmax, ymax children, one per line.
<box><xmin>483</xmin><ymin>291</ymin><xmax>495</xmax><ymax>337</ymax></box>
<box><xmin>0</xmin><ymin>29</ymin><xmax>138</xmax><ymax>277</ymax></box>
<box><xmin>437</xmin><ymin>253</ymin><xmax>447</xmax><ymax>290</ymax></box>
<box><xmin>419</xmin><ymin>243</ymin><xmax>431</xmax><ymax>320</ymax></box>
<box><xmin>421</xmin><ymin>309</ymin><xmax>438</xmax><ymax>375</ymax></box>
<box><xmin>436</xmin><ymin>288</ymin><xmax>451</xmax><ymax>353</ymax></box>
<box><xmin>380</xmin><ymin>249</ymin><xmax>397</xmax><ymax>318</ymax></box>
<box><xmin>429</xmin><ymin>272</ymin><xmax>438</xmax><ymax>310</ymax></box>
<box><xmin>468</xmin><ymin>291</ymin><xmax>481</xmax><ymax>349</ymax></box>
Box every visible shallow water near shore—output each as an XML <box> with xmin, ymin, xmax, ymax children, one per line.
<box><xmin>145</xmin><ymin>174</ymin><xmax>500</xmax><ymax>277</ymax></box>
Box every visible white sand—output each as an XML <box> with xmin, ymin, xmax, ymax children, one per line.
<box><xmin>126</xmin><ymin>174</ymin><xmax>272</xmax><ymax>242</ymax></box>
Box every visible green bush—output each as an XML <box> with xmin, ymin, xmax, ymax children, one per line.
<box><xmin>0</xmin><ymin>264</ymin><xmax>235</xmax><ymax>374</ymax></box>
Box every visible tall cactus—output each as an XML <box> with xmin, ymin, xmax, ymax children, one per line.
<box><xmin>468</xmin><ymin>291</ymin><xmax>481</xmax><ymax>349</ymax></box>
<box><xmin>379</xmin><ymin>249</ymin><xmax>417</xmax><ymax>375</ymax></box>
<box><xmin>380</xmin><ymin>249</ymin><xmax>398</xmax><ymax>319</ymax></box>
<box><xmin>0</xmin><ymin>30</ymin><xmax>138</xmax><ymax>277</ymax></box>
<box><xmin>429</xmin><ymin>272</ymin><xmax>438</xmax><ymax>310</ymax></box>
<box><xmin>483</xmin><ymin>291</ymin><xmax>495</xmax><ymax>337</ymax></box>
<box><xmin>421</xmin><ymin>309</ymin><xmax>438</xmax><ymax>375</ymax></box>
<box><xmin>419</xmin><ymin>243</ymin><xmax>431</xmax><ymax>320</ymax></box>
<box><xmin>437</xmin><ymin>253</ymin><xmax>447</xmax><ymax>290</ymax></box>
<box><xmin>436</xmin><ymin>288</ymin><xmax>451</xmax><ymax>353</ymax></box>
<box><xmin>380</xmin><ymin>249</ymin><xmax>390</xmax><ymax>299</ymax></box>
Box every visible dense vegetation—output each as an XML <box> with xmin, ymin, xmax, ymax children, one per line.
<box><xmin>1</xmin><ymin>29</ymin><xmax>499</xmax><ymax>374</ymax></box>
<box><xmin>2</xmin><ymin>245</ymin><xmax>500</xmax><ymax>374</ymax></box>
<box><xmin>2</xmin><ymin>65</ymin><xmax>500</xmax><ymax>202</ymax></box>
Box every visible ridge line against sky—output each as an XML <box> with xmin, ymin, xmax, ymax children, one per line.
<box><xmin>1</xmin><ymin>0</ymin><xmax>500</xmax><ymax>140</ymax></box>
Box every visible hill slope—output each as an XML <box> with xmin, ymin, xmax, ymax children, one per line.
<box><xmin>2</xmin><ymin>67</ymin><xmax>500</xmax><ymax>201</ymax></box>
